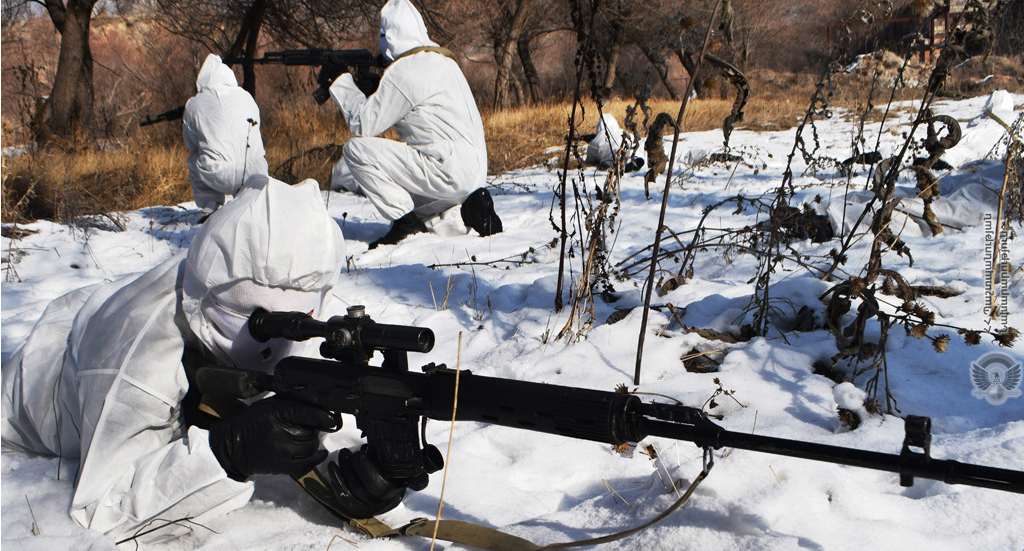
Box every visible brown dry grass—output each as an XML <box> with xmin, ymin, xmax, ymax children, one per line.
<box><xmin>482</xmin><ymin>82</ymin><xmax>820</xmax><ymax>175</ymax></box>
<box><xmin>0</xmin><ymin>77</ymin><xmax>895</xmax><ymax>224</ymax></box>
<box><xmin>3</xmin><ymin>139</ymin><xmax>192</xmax><ymax>222</ymax></box>
<box><xmin>483</xmin><ymin>98</ymin><xmax>731</xmax><ymax>172</ymax></box>
<box><xmin>1</xmin><ymin>105</ymin><xmax>355</xmax><ymax>224</ymax></box>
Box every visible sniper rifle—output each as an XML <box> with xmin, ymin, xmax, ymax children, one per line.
<box><xmin>223</xmin><ymin>49</ymin><xmax>382</xmax><ymax>104</ymax></box>
<box><xmin>194</xmin><ymin>306</ymin><xmax>1024</xmax><ymax>548</ymax></box>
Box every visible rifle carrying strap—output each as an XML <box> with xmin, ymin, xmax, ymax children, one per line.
<box><xmin>394</xmin><ymin>45</ymin><xmax>458</xmax><ymax>63</ymax></box>
<box><xmin>293</xmin><ymin>448</ymin><xmax>715</xmax><ymax>551</ymax></box>
<box><xmin>293</xmin><ymin>467</ymin><xmax>540</xmax><ymax>550</ymax></box>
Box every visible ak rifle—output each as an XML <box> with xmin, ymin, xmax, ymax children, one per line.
<box><xmin>223</xmin><ymin>49</ymin><xmax>381</xmax><ymax>104</ymax></box>
<box><xmin>140</xmin><ymin>105</ymin><xmax>185</xmax><ymax>127</ymax></box>
<box><xmin>196</xmin><ymin>307</ymin><xmax>1024</xmax><ymax>496</ymax></box>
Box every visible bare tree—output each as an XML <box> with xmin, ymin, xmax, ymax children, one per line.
<box><xmin>491</xmin><ymin>0</ymin><xmax>530</xmax><ymax>108</ymax></box>
<box><xmin>486</xmin><ymin>0</ymin><xmax>565</xmax><ymax>108</ymax></box>
<box><xmin>590</xmin><ymin>0</ymin><xmax>650</xmax><ymax>95</ymax></box>
<box><xmin>11</xmin><ymin>0</ymin><xmax>100</xmax><ymax>145</ymax></box>
<box><xmin>582</xmin><ymin>0</ymin><xmax>714</xmax><ymax>100</ymax></box>
<box><xmin>150</xmin><ymin>0</ymin><xmax>381</xmax><ymax>95</ymax></box>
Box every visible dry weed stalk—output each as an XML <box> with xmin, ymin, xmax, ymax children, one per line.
<box><xmin>616</xmin><ymin>0</ymin><xmax>1019</xmax><ymax>410</ymax></box>
<box><xmin>814</xmin><ymin>1</ymin><xmax>1020</xmax><ymax>411</ymax></box>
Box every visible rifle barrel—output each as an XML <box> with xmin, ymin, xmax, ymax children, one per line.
<box><xmin>640</xmin><ymin>417</ymin><xmax>1024</xmax><ymax>493</ymax></box>
<box><xmin>429</xmin><ymin>370</ymin><xmax>1024</xmax><ymax>493</ymax></box>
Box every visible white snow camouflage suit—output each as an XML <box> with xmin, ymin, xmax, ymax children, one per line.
<box><xmin>183</xmin><ymin>54</ymin><xmax>270</xmax><ymax>211</ymax></box>
<box><xmin>329</xmin><ymin>0</ymin><xmax>487</xmax><ymax>234</ymax></box>
<box><xmin>1</xmin><ymin>178</ymin><xmax>346</xmax><ymax>543</ymax></box>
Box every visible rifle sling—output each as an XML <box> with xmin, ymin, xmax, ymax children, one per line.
<box><xmin>292</xmin><ymin>457</ymin><xmax>712</xmax><ymax>551</ymax></box>
<box><xmin>393</xmin><ymin>45</ymin><xmax>458</xmax><ymax>63</ymax></box>
<box><xmin>293</xmin><ymin>466</ymin><xmax>541</xmax><ymax>550</ymax></box>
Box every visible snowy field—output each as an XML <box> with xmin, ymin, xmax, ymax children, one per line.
<box><xmin>3</xmin><ymin>92</ymin><xmax>1023</xmax><ymax>550</ymax></box>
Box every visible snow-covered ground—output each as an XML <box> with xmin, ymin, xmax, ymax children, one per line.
<box><xmin>3</xmin><ymin>92</ymin><xmax>1023</xmax><ymax>550</ymax></box>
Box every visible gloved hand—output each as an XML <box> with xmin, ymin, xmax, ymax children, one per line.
<box><xmin>326</xmin><ymin>446</ymin><xmax>407</xmax><ymax>519</ymax></box>
<box><xmin>353</xmin><ymin>72</ymin><xmax>382</xmax><ymax>96</ymax></box>
<box><xmin>317</xmin><ymin>62</ymin><xmax>348</xmax><ymax>88</ymax></box>
<box><xmin>209</xmin><ymin>397</ymin><xmax>338</xmax><ymax>481</ymax></box>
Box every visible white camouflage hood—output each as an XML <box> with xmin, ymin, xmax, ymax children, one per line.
<box><xmin>195</xmin><ymin>54</ymin><xmax>238</xmax><ymax>93</ymax></box>
<box><xmin>181</xmin><ymin>177</ymin><xmax>346</xmax><ymax>362</ymax></box>
<box><xmin>379</xmin><ymin>0</ymin><xmax>438</xmax><ymax>61</ymax></box>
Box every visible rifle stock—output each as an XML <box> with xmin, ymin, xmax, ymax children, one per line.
<box><xmin>195</xmin><ymin>308</ymin><xmax>1024</xmax><ymax>495</ymax></box>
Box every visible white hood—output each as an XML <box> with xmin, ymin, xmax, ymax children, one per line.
<box><xmin>181</xmin><ymin>177</ymin><xmax>347</xmax><ymax>361</ymax></box>
<box><xmin>379</xmin><ymin>0</ymin><xmax>438</xmax><ymax>61</ymax></box>
<box><xmin>195</xmin><ymin>54</ymin><xmax>238</xmax><ymax>92</ymax></box>
<box><xmin>327</xmin><ymin>0</ymin><xmax>486</xmax><ymax>223</ymax></box>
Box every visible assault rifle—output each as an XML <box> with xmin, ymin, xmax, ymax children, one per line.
<box><xmin>223</xmin><ymin>49</ymin><xmax>382</xmax><ymax>104</ymax></box>
<box><xmin>140</xmin><ymin>105</ymin><xmax>185</xmax><ymax>127</ymax></box>
<box><xmin>194</xmin><ymin>307</ymin><xmax>1024</xmax><ymax>546</ymax></box>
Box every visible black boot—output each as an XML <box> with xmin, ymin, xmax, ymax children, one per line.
<box><xmin>369</xmin><ymin>212</ymin><xmax>428</xmax><ymax>249</ymax></box>
<box><xmin>460</xmin><ymin>188</ymin><xmax>502</xmax><ymax>236</ymax></box>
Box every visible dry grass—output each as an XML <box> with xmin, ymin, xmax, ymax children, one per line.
<box><xmin>261</xmin><ymin>106</ymin><xmax>355</xmax><ymax>186</ymax></box>
<box><xmin>482</xmin><ymin>88</ymin><xmax>816</xmax><ymax>175</ymax></box>
<box><xmin>0</xmin><ymin>81</ymin><xmax>859</xmax><ymax>224</ymax></box>
<box><xmin>2</xmin><ymin>138</ymin><xmax>192</xmax><ymax>223</ymax></box>
<box><xmin>1</xmin><ymin>106</ymin><xmax>355</xmax><ymax>224</ymax></box>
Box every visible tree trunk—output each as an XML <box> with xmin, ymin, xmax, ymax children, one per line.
<box><xmin>493</xmin><ymin>0</ymin><xmax>531</xmax><ymax>109</ymax></box>
<box><xmin>227</xmin><ymin>0</ymin><xmax>268</xmax><ymax>97</ymax></box>
<box><xmin>493</xmin><ymin>34</ymin><xmax>518</xmax><ymax>109</ymax></box>
<box><xmin>676</xmin><ymin>48</ymin><xmax>706</xmax><ymax>98</ymax></box>
<box><xmin>639</xmin><ymin>45</ymin><xmax>680</xmax><ymax>101</ymax></box>
<box><xmin>241</xmin><ymin>19</ymin><xmax>263</xmax><ymax>97</ymax></box>
<box><xmin>517</xmin><ymin>36</ymin><xmax>541</xmax><ymax>104</ymax></box>
<box><xmin>602</xmin><ymin>22</ymin><xmax>622</xmax><ymax>93</ymax></box>
<box><xmin>35</xmin><ymin>0</ymin><xmax>96</xmax><ymax>145</ymax></box>
<box><xmin>719</xmin><ymin>0</ymin><xmax>738</xmax><ymax>61</ymax></box>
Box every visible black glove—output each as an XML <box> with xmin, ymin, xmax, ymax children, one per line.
<box><xmin>317</xmin><ymin>62</ymin><xmax>348</xmax><ymax>88</ymax></box>
<box><xmin>209</xmin><ymin>397</ymin><xmax>338</xmax><ymax>481</ymax></box>
<box><xmin>353</xmin><ymin>72</ymin><xmax>382</xmax><ymax>96</ymax></box>
<box><xmin>326</xmin><ymin>446</ymin><xmax>407</xmax><ymax>519</ymax></box>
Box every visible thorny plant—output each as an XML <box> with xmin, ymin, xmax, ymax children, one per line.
<box><xmin>618</xmin><ymin>194</ymin><xmax>839</xmax><ymax>290</ymax></box>
<box><xmin>814</xmin><ymin>0</ymin><xmax>1020</xmax><ymax>412</ymax></box>
<box><xmin>984</xmin><ymin>110</ymin><xmax>1024</xmax><ymax>320</ymax></box>
<box><xmin>741</xmin><ymin>0</ymin><xmax>869</xmax><ymax>340</ymax></box>
<box><xmin>551</xmin><ymin>0</ymin><xmax>639</xmax><ymax>342</ymax></box>
<box><xmin>426</xmin><ymin>238</ymin><xmax>560</xmax><ymax>271</ymax></box>
<box><xmin>551</xmin><ymin>0</ymin><xmax>594</xmax><ymax>318</ymax></box>
<box><xmin>993</xmin><ymin>112</ymin><xmax>1024</xmax><ymax>227</ymax></box>
<box><xmin>701</xmin><ymin>377</ymin><xmax>745</xmax><ymax>420</ymax></box>
<box><xmin>554</xmin><ymin>0</ymin><xmax>756</xmax><ymax>346</ymax></box>
<box><xmin>613</xmin><ymin>0</ymin><xmax>1019</xmax><ymax>412</ymax></box>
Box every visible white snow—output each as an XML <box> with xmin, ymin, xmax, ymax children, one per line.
<box><xmin>3</xmin><ymin>92</ymin><xmax>1023</xmax><ymax>550</ymax></box>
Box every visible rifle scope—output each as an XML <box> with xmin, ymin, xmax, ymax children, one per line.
<box><xmin>248</xmin><ymin>306</ymin><xmax>434</xmax><ymax>353</ymax></box>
